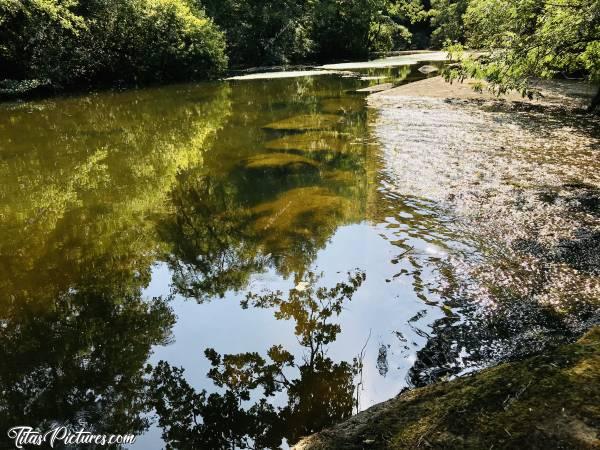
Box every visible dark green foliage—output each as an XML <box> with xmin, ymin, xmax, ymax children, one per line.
<box><xmin>429</xmin><ymin>0</ymin><xmax>468</xmax><ymax>46</ymax></box>
<box><xmin>201</xmin><ymin>0</ymin><xmax>423</xmax><ymax>65</ymax></box>
<box><xmin>311</xmin><ymin>0</ymin><xmax>381</xmax><ymax>59</ymax></box>
<box><xmin>0</xmin><ymin>0</ymin><xmax>228</xmax><ymax>93</ymax></box>
<box><xmin>201</xmin><ymin>0</ymin><xmax>313</xmax><ymax>65</ymax></box>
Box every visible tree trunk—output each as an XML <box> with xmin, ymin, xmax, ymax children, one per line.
<box><xmin>589</xmin><ymin>86</ymin><xmax>600</xmax><ymax>113</ymax></box>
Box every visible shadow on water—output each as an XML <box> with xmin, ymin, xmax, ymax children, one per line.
<box><xmin>0</xmin><ymin>60</ymin><xmax>598</xmax><ymax>449</ymax></box>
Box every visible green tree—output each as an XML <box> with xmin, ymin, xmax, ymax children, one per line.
<box><xmin>200</xmin><ymin>0</ymin><xmax>313</xmax><ymax>65</ymax></box>
<box><xmin>445</xmin><ymin>0</ymin><xmax>600</xmax><ymax>111</ymax></box>
<box><xmin>429</xmin><ymin>0</ymin><xmax>468</xmax><ymax>47</ymax></box>
<box><xmin>312</xmin><ymin>0</ymin><xmax>417</xmax><ymax>58</ymax></box>
<box><xmin>0</xmin><ymin>0</ymin><xmax>227</xmax><ymax>95</ymax></box>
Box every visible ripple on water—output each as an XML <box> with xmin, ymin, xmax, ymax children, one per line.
<box><xmin>370</xmin><ymin>96</ymin><xmax>600</xmax><ymax>384</ymax></box>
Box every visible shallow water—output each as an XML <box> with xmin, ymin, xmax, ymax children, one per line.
<box><xmin>0</xmin><ymin>60</ymin><xmax>598</xmax><ymax>449</ymax></box>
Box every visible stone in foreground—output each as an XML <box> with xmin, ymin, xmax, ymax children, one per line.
<box><xmin>294</xmin><ymin>327</ymin><xmax>600</xmax><ymax>450</ymax></box>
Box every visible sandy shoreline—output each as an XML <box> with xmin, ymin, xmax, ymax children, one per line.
<box><xmin>368</xmin><ymin>76</ymin><xmax>597</xmax><ymax>110</ymax></box>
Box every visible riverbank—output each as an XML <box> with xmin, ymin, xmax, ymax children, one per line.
<box><xmin>293</xmin><ymin>327</ymin><xmax>600</xmax><ymax>449</ymax></box>
<box><xmin>369</xmin><ymin>75</ymin><xmax>598</xmax><ymax>110</ymax></box>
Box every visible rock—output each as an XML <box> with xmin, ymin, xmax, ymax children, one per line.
<box><xmin>320</xmin><ymin>97</ymin><xmax>365</xmax><ymax>114</ymax></box>
<box><xmin>249</xmin><ymin>187</ymin><xmax>356</xmax><ymax>258</ymax></box>
<box><xmin>225</xmin><ymin>70</ymin><xmax>340</xmax><ymax>80</ymax></box>
<box><xmin>242</xmin><ymin>153</ymin><xmax>319</xmax><ymax>174</ymax></box>
<box><xmin>264</xmin><ymin>131</ymin><xmax>353</xmax><ymax>155</ymax></box>
<box><xmin>418</xmin><ymin>65</ymin><xmax>439</xmax><ymax>74</ymax></box>
<box><xmin>263</xmin><ymin>114</ymin><xmax>344</xmax><ymax>131</ymax></box>
<box><xmin>293</xmin><ymin>327</ymin><xmax>600</xmax><ymax>450</ymax></box>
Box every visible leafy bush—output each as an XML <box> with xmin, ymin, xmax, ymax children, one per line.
<box><xmin>429</xmin><ymin>0</ymin><xmax>468</xmax><ymax>47</ymax></box>
<box><xmin>0</xmin><ymin>0</ymin><xmax>227</xmax><ymax>92</ymax></box>
<box><xmin>201</xmin><ymin>0</ymin><xmax>313</xmax><ymax>66</ymax></box>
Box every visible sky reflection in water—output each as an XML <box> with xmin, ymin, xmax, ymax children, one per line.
<box><xmin>1</xmin><ymin>61</ymin><xmax>597</xmax><ymax>449</ymax></box>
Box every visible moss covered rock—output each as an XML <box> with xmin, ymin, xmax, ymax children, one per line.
<box><xmin>264</xmin><ymin>131</ymin><xmax>354</xmax><ymax>155</ymax></box>
<box><xmin>242</xmin><ymin>153</ymin><xmax>319</xmax><ymax>174</ymax></box>
<box><xmin>263</xmin><ymin>114</ymin><xmax>344</xmax><ymax>131</ymax></box>
<box><xmin>294</xmin><ymin>327</ymin><xmax>600</xmax><ymax>450</ymax></box>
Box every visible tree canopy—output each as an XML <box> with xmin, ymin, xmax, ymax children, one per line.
<box><xmin>443</xmin><ymin>0</ymin><xmax>600</xmax><ymax>110</ymax></box>
<box><xmin>1</xmin><ymin>0</ymin><xmax>598</xmax><ymax>108</ymax></box>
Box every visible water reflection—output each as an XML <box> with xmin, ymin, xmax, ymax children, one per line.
<box><xmin>0</xmin><ymin>83</ymin><xmax>231</xmax><ymax>438</ymax></box>
<box><xmin>1</xmin><ymin>61</ymin><xmax>596</xmax><ymax>449</ymax></box>
<box><xmin>372</xmin><ymin>95</ymin><xmax>600</xmax><ymax>386</ymax></box>
<box><xmin>148</xmin><ymin>271</ymin><xmax>364</xmax><ymax>449</ymax></box>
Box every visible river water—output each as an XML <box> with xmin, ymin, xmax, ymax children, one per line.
<box><xmin>0</xmin><ymin>57</ymin><xmax>598</xmax><ymax>449</ymax></box>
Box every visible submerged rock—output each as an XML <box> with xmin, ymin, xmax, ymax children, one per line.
<box><xmin>320</xmin><ymin>97</ymin><xmax>366</xmax><ymax>114</ymax></box>
<box><xmin>242</xmin><ymin>153</ymin><xmax>319</xmax><ymax>174</ymax></box>
<box><xmin>293</xmin><ymin>327</ymin><xmax>600</xmax><ymax>450</ymax></box>
<box><xmin>418</xmin><ymin>64</ymin><xmax>439</xmax><ymax>74</ymax></box>
<box><xmin>264</xmin><ymin>131</ymin><xmax>353</xmax><ymax>155</ymax></box>
<box><xmin>263</xmin><ymin>114</ymin><xmax>344</xmax><ymax>131</ymax></box>
<box><xmin>251</xmin><ymin>186</ymin><xmax>350</xmax><ymax>231</ymax></box>
<box><xmin>356</xmin><ymin>83</ymin><xmax>393</xmax><ymax>93</ymax></box>
<box><xmin>249</xmin><ymin>187</ymin><xmax>357</xmax><ymax>271</ymax></box>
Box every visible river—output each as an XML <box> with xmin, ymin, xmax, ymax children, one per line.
<box><xmin>0</xmin><ymin>53</ymin><xmax>598</xmax><ymax>449</ymax></box>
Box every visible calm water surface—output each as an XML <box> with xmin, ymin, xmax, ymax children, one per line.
<box><xmin>1</xmin><ymin>62</ymin><xmax>598</xmax><ymax>449</ymax></box>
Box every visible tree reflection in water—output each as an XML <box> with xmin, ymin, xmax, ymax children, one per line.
<box><xmin>148</xmin><ymin>271</ymin><xmax>366</xmax><ymax>449</ymax></box>
<box><xmin>0</xmin><ymin>282</ymin><xmax>175</xmax><ymax>438</ymax></box>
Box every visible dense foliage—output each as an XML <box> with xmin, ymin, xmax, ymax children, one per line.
<box><xmin>429</xmin><ymin>0</ymin><xmax>468</xmax><ymax>47</ymax></box>
<box><xmin>0</xmin><ymin>0</ymin><xmax>227</xmax><ymax>93</ymax></box>
<box><xmin>0</xmin><ymin>0</ymin><xmax>429</xmax><ymax>93</ymax></box>
<box><xmin>444</xmin><ymin>0</ymin><xmax>600</xmax><ymax>109</ymax></box>
<box><xmin>1</xmin><ymin>0</ymin><xmax>598</xmax><ymax>103</ymax></box>
<box><xmin>200</xmin><ymin>0</ymin><xmax>424</xmax><ymax>65</ymax></box>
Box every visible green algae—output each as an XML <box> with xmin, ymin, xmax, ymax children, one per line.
<box><xmin>263</xmin><ymin>114</ymin><xmax>344</xmax><ymax>131</ymax></box>
<box><xmin>295</xmin><ymin>327</ymin><xmax>600</xmax><ymax>450</ymax></box>
<box><xmin>264</xmin><ymin>131</ymin><xmax>355</xmax><ymax>155</ymax></box>
<box><xmin>242</xmin><ymin>153</ymin><xmax>320</xmax><ymax>174</ymax></box>
<box><xmin>320</xmin><ymin>97</ymin><xmax>366</xmax><ymax>115</ymax></box>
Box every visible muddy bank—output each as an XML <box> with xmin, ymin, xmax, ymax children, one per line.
<box><xmin>293</xmin><ymin>327</ymin><xmax>600</xmax><ymax>449</ymax></box>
